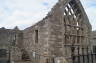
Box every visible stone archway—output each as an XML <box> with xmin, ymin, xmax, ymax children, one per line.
<box><xmin>21</xmin><ymin>49</ymin><xmax>30</xmax><ymax>61</ymax></box>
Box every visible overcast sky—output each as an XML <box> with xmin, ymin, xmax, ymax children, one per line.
<box><xmin>0</xmin><ymin>0</ymin><xmax>96</xmax><ymax>30</ymax></box>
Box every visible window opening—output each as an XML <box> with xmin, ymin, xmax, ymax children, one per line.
<box><xmin>35</xmin><ymin>30</ymin><xmax>38</xmax><ymax>43</ymax></box>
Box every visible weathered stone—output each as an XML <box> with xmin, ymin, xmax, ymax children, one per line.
<box><xmin>0</xmin><ymin>0</ymin><xmax>92</xmax><ymax>63</ymax></box>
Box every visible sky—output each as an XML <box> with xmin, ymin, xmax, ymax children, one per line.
<box><xmin>0</xmin><ymin>0</ymin><xmax>96</xmax><ymax>30</ymax></box>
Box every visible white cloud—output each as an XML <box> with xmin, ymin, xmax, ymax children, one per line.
<box><xmin>80</xmin><ymin>0</ymin><xmax>96</xmax><ymax>30</ymax></box>
<box><xmin>0</xmin><ymin>0</ymin><xmax>58</xmax><ymax>29</ymax></box>
<box><xmin>0</xmin><ymin>0</ymin><xmax>95</xmax><ymax>30</ymax></box>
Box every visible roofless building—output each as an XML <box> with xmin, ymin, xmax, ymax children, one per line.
<box><xmin>0</xmin><ymin>0</ymin><xmax>92</xmax><ymax>63</ymax></box>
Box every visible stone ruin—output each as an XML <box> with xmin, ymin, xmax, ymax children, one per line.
<box><xmin>0</xmin><ymin>0</ymin><xmax>92</xmax><ymax>63</ymax></box>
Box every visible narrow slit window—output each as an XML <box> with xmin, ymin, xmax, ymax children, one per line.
<box><xmin>35</xmin><ymin>30</ymin><xmax>38</xmax><ymax>43</ymax></box>
<box><xmin>12</xmin><ymin>34</ymin><xmax>16</xmax><ymax>46</ymax></box>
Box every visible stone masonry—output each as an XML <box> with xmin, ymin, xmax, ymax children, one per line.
<box><xmin>23</xmin><ymin>0</ymin><xmax>91</xmax><ymax>63</ymax></box>
<box><xmin>0</xmin><ymin>0</ymin><xmax>91</xmax><ymax>63</ymax></box>
<box><xmin>90</xmin><ymin>31</ymin><xmax>96</xmax><ymax>53</ymax></box>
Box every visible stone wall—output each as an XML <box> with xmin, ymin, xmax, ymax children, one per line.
<box><xmin>11</xmin><ymin>28</ymin><xmax>24</xmax><ymax>61</ymax></box>
<box><xmin>23</xmin><ymin>19</ymin><xmax>50</xmax><ymax>63</ymax></box>
<box><xmin>0</xmin><ymin>27</ymin><xmax>23</xmax><ymax>62</ymax></box>
<box><xmin>0</xmin><ymin>0</ymin><xmax>92</xmax><ymax>63</ymax></box>
<box><xmin>0</xmin><ymin>28</ymin><xmax>11</xmax><ymax>49</ymax></box>
<box><xmin>23</xmin><ymin>0</ymin><xmax>91</xmax><ymax>63</ymax></box>
<box><xmin>90</xmin><ymin>31</ymin><xmax>96</xmax><ymax>53</ymax></box>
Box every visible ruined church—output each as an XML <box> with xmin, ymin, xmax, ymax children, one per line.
<box><xmin>0</xmin><ymin>0</ymin><xmax>92</xmax><ymax>63</ymax></box>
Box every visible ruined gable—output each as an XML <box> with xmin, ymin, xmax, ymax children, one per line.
<box><xmin>22</xmin><ymin>0</ymin><xmax>91</xmax><ymax>63</ymax></box>
<box><xmin>0</xmin><ymin>0</ymin><xmax>92</xmax><ymax>63</ymax></box>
